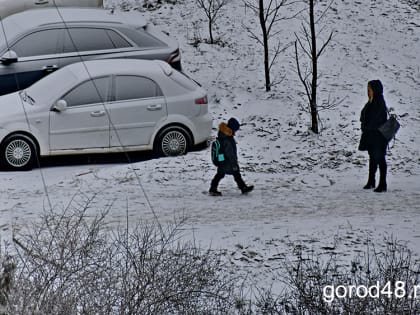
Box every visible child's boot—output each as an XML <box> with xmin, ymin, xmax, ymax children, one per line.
<box><xmin>241</xmin><ymin>185</ymin><xmax>254</xmax><ymax>194</ymax></box>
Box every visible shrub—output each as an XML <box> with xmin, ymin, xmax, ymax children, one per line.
<box><xmin>4</xmin><ymin>198</ymin><xmax>240</xmax><ymax>314</ymax></box>
<box><xmin>1</xmin><ymin>197</ymin><xmax>419</xmax><ymax>314</ymax></box>
<box><xmin>257</xmin><ymin>236</ymin><xmax>420</xmax><ymax>314</ymax></box>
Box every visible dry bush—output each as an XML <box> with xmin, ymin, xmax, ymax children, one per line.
<box><xmin>3</xmin><ymin>195</ymin><xmax>242</xmax><ymax>314</ymax></box>
<box><xmin>253</xmin><ymin>236</ymin><xmax>420</xmax><ymax>315</ymax></box>
<box><xmin>0</xmin><ymin>252</ymin><xmax>15</xmax><ymax>315</ymax></box>
<box><xmin>2</xmin><ymin>195</ymin><xmax>419</xmax><ymax>314</ymax></box>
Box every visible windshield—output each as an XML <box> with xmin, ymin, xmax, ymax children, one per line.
<box><xmin>0</xmin><ymin>17</ymin><xmax>23</xmax><ymax>53</ymax></box>
<box><xmin>26</xmin><ymin>67</ymin><xmax>78</xmax><ymax>105</ymax></box>
<box><xmin>0</xmin><ymin>24</ymin><xmax>6</xmax><ymax>52</ymax></box>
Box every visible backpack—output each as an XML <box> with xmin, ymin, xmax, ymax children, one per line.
<box><xmin>211</xmin><ymin>138</ymin><xmax>225</xmax><ymax>166</ymax></box>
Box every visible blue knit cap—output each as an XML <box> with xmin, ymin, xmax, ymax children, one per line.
<box><xmin>227</xmin><ymin>117</ymin><xmax>240</xmax><ymax>132</ymax></box>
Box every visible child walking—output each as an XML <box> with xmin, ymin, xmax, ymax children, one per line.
<box><xmin>209</xmin><ymin>118</ymin><xmax>253</xmax><ymax>196</ymax></box>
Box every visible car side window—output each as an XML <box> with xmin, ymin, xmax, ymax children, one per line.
<box><xmin>63</xmin><ymin>28</ymin><xmax>130</xmax><ymax>53</ymax></box>
<box><xmin>115</xmin><ymin>75</ymin><xmax>163</xmax><ymax>101</ymax></box>
<box><xmin>62</xmin><ymin>77</ymin><xmax>109</xmax><ymax>107</ymax></box>
<box><xmin>11</xmin><ymin>29</ymin><xmax>62</xmax><ymax>57</ymax></box>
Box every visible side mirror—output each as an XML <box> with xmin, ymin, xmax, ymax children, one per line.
<box><xmin>52</xmin><ymin>99</ymin><xmax>68</xmax><ymax>112</ymax></box>
<box><xmin>1</xmin><ymin>50</ymin><xmax>18</xmax><ymax>65</ymax></box>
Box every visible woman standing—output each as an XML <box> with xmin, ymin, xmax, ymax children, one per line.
<box><xmin>359</xmin><ymin>80</ymin><xmax>388</xmax><ymax>192</ymax></box>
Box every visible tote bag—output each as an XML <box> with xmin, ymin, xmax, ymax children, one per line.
<box><xmin>378</xmin><ymin>114</ymin><xmax>400</xmax><ymax>142</ymax></box>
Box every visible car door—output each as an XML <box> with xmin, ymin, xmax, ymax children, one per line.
<box><xmin>0</xmin><ymin>28</ymin><xmax>61</xmax><ymax>95</ymax></box>
<box><xmin>49</xmin><ymin>76</ymin><xmax>111</xmax><ymax>151</ymax></box>
<box><xmin>108</xmin><ymin>75</ymin><xmax>167</xmax><ymax>147</ymax></box>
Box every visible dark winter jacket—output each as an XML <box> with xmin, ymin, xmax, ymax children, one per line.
<box><xmin>216</xmin><ymin>122</ymin><xmax>239</xmax><ymax>174</ymax></box>
<box><xmin>359</xmin><ymin>80</ymin><xmax>388</xmax><ymax>152</ymax></box>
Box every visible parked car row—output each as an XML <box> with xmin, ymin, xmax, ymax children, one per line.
<box><xmin>0</xmin><ymin>6</ymin><xmax>212</xmax><ymax>170</ymax></box>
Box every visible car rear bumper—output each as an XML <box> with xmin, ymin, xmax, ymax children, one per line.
<box><xmin>191</xmin><ymin>113</ymin><xmax>212</xmax><ymax>145</ymax></box>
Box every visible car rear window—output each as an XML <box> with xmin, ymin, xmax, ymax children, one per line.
<box><xmin>118</xmin><ymin>27</ymin><xmax>165</xmax><ymax>48</ymax></box>
<box><xmin>170</xmin><ymin>71</ymin><xmax>199</xmax><ymax>92</ymax></box>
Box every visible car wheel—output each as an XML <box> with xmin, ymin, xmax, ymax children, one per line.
<box><xmin>156</xmin><ymin>126</ymin><xmax>190</xmax><ymax>157</ymax></box>
<box><xmin>2</xmin><ymin>135</ymin><xmax>37</xmax><ymax>170</ymax></box>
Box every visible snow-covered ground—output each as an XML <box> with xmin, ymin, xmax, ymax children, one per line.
<box><xmin>1</xmin><ymin>0</ymin><xmax>419</xmax><ymax>285</ymax></box>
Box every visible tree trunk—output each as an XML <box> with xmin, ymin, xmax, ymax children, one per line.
<box><xmin>259</xmin><ymin>0</ymin><xmax>271</xmax><ymax>92</ymax></box>
<box><xmin>209</xmin><ymin>17</ymin><xmax>214</xmax><ymax>44</ymax></box>
<box><xmin>309</xmin><ymin>0</ymin><xmax>319</xmax><ymax>134</ymax></box>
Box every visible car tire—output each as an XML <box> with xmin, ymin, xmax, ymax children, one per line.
<box><xmin>155</xmin><ymin>126</ymin><xmax>191</xmax><ymax>157</ymax></box>
<box><xmin>1</xmin><ymin>134</ymin><xmax>37</xmax><ymax>170</ymax></box>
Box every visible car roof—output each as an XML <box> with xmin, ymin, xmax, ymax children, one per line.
<box><xmin>26</xmin><ymin>59</ymin><xmax>174</xmax><ymax>105</ymax></box>
<box><xmin>2</xmin><ymin>8</ymin><xmax>147</xmax><ymax>39</ymax></box>
<box><xmin>66</xmin><ymin>59</ymin><xmax>173</xmax><ymax>80</ymax></box>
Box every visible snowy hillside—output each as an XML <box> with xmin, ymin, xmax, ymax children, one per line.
<box><xmin>1</xmin><ymin>0</ymin><xmax>419</xmax><ymax>287</ymax></box>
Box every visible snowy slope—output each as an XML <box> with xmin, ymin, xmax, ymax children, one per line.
<box><xmin>0</xmin><ymin>0</ymin><xmax>419</xmax><ymax>284</ymax></box>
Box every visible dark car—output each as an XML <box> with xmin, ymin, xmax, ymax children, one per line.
<box><xmin>0</xmin><ymin>7</ymin><xmax>181</xmax><ymax>96</ymax></box>
<box><xmin>0</xmin><ymin>0</ymin><xmax>103</xmax><ymax>19</ymax></box>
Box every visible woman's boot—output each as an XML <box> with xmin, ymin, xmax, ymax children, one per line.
<box><xmin>374</xmin><ymin>161</ymin><xmax>387</xmax><ymax>192</ymax></box>
<box><xmin>364</xmin><ymin>159</ymin><xmax>377</xmax><ymax>189</ymax></box>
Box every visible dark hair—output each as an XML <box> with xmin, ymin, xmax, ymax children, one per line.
<box><xmin>368</xmin><ymin>79</ymin><xmax>387</xmax><ymax>110</ymax></box>
<box><xmin>368</xmin><ymin>80</ymin><xmax>383</xmax><ymax>96</ymax></box>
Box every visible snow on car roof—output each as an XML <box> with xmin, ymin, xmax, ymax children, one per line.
<box><xmin>65</xmin><ymin>59</ymin><xmax>166</xmax><ymax>80</ymax></box>
<box><xmin>26</xmin><ymin>59</ymin><xmax>166</xmax><ymax>106</ymax></box>
<box><xmin>0</xmin><ymin>7</ymin><xmax>148</xmax><ymax>52</ymax></box>
<box><xmin>2</xmin><ymin>7</ymin><xmax>147</xmax><ymax>36</ymax></box>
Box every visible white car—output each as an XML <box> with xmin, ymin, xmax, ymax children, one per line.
<box><xmin>0</xmin><ymin>0</ymin><xmax>102</xmax><ymax>18</ymax></box>
<box><xmin>0</xmin><ymin>59</ymin><xmax>212</xmax><ymax>170</ymax></box>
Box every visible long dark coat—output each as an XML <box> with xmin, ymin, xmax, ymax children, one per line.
<box><xmin>216</xmin><ymin>122</ymin><xmax>239</xmax><ymax>175</ymax></box>
<box><xmin>359</xmin><ymin>85</ymin><xmax>388</xmax><ymax>153</ymax></box>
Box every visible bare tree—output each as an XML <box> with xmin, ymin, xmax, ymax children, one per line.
<box><xmin>195</xmin><ymin>0</ymin><xmax>230</xmax><ymax>44</ymax></box>
<box><xmin>294</xmin><ymin>0</ymin><xmax>335</xmax><ymax>134</ymax></box>
<box><xmin>243</xmin><ymin>0</ymin><xmax>300</xmax><ymax>92</ymax></box>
